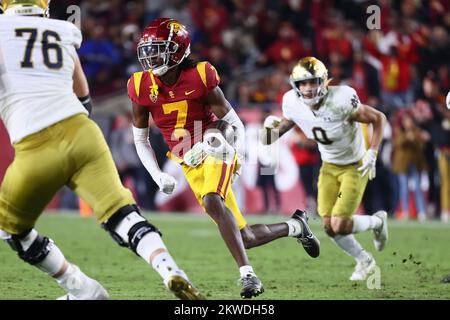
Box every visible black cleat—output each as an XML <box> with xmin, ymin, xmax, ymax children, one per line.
<box><xmin>291</xmin><ymin>209</ymin><xmax>320</xmax><ymax>258</ymax></box>
<box><xmin>239</xmin><ymin>274</ymin><xmax>264</xmax><ymax>299</ymax></box>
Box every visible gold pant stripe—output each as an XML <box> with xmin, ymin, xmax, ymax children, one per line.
<box><xmin>216</xmin><ymin>162</ymin><xmax>228</xmax><ymax>196</ymax></box>
<box><xmin>180</xmin><ymin>156</ymin><xmax>247</xmax><ymax>229</ymax></box>
<box><xmin>221</xmin><ymin>161</ymin><xmax>234</xmax><ymax>197</ymax></box>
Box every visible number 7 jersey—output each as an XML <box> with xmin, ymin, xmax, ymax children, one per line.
<box><xmin>0</xmin><ymin>15</ymin><xmax>87</xmax><ymax>144</ymax></box>
<box><xmin>282</xmin><ymin>85</ymin><xmax>366</xmax><ymax>165</ymax></box>
<box><xmin>127</xmin><ymin>61</ymin><xmax>219</xmax><ymax>158</ymax></box>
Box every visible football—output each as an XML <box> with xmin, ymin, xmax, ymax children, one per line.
<box><xmin>205</xmin><ymin>119</ymin><xmax>236</xmax><ymax>148</ymax></box>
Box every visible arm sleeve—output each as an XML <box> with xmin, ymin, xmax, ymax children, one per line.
<box><xmin>221</xmin><ymin>108</ymin><xmax>245</xmax><ymax>157</ymax></box>
<box><xmin>133</xmin><ymin>126</ymin><xmax>162</xmax><ymax>180</ymax></box>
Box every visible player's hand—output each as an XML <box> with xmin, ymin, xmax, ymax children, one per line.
<box><xmin>358</xmin><ymin>149</ymin><xmax>377</xmax><ymax>180</ymax></box>
<box><xmin>153</xmin><ymin>172</ymin><xmax>177</xmax><ymax>194</ymax></box>
<box><xmin>263</xmin><ymin>115</ymin><xmax>282</xmax><ymax>130</ymax></box>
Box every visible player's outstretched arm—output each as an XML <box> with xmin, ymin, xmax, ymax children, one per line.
<box><xmin>131</xmin><ymin>102</ymin><xmax>177</xmax><ymax>194</ymax></box>
<box><xmin>73</xmin><ymin>55</ymin><xmax>92</xmax><ymax>114</ymax></box>
<box><xmin>350</xmin><ymin>104</ymin><xmax>387</xmax><ymax>180</ymax></box>
<box><xmin>260</xmin><ymin>116</ymin><xmax>295</xmax><ymax>145</ymax></box>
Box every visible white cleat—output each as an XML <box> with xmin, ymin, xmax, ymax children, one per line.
<box><xmin>56</xmin><ymin>264</ymin><xmax>109</xmax><ymax>300</ymax></box>
<box><xmin>57</xmin><ymin>281</ymin><xmax>109</xmax><ymax>300</ymax></box>
<box><xmin>373</xmin><ymin>210</ymin><xmax>388</xmax><ymax>251</ymax></box>
<box><xmin>350</xmin><ymin>253</ymin><xmax>376</xmax><ymax>281</ymax></box>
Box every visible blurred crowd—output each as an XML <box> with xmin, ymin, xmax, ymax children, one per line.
<box><xmin>44</xmin><ymin>0</ymin><xmax>449</xmax><ymax>221</ymax></box>
<box><xmin>48</xmin><ymin>0</ymin><xmax>449</xmax><ymax>100</ymax></box>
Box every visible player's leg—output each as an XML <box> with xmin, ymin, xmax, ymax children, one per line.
<box><xmin>317</xmin><ymin>162</ymin><xmax>340</xmax><ymax>237</ymax></box>
<box><xmin>237</xmin><ymin>190</ymin><xmax>320</xmax><ymax>258</ymax></box>
<box><xmin>203</xmin><ymin>193</ymin><xmax>264</xmax><ymax>299</ymax></box>
<box><xmin>235</xmin><ymin>181</ymin><xmax>274</xmax><ymax>241</ymax></box>
<box><xmin>203</xmin><ymin>193</ymin><xmax>249</xmax><ymax>265</ymax></box>
<box><xmin>328</xmin><ymin>163</ymin><xmax>385</xmax><ymax>280</ymax></box>
<box><xmin>324</xmin><ymin>216</ymin><xmax>376</xmax><ymax>281</ymax></box>
<box><xmin>1</xmin><ymin>228</ymin><xmax>108</xmax><ymax>300</ymax></box>
<box><xmin>184</xmin><ymin>157</ymin><xmax>262</xmax><ymax>298</ymax></box>
<box><xmin>222</xmin><ymin>191</ymin><xmax>286</xmax><ymax>250</ymax></box>
<box><xmin>328</xmin><ymin>163</ymin><xmax>383</xmax><ymax>236</ymax></box>
<box><xmin>0</xmin><ymin>123</ymin><xmax>107</xmax><ymax>299</ymax></box>
<box><xmin>331</xmin><ymin>164</ymin><xmax>388</xmax><ymax>250</ymax></box>
<box><xmin>67</xmin><ymin>115</ymin><xmax>203</xmax><ymax>299</ymax></box>
<box><xmin>240</xmin><ymin>218</ymin><xmax>288</xmax><ymax>249</ymax></box>
<box><xmin>317</xmin><ymin>162</ymin><xmax>372</xmax><ymax>280</ymax></box>
<box><xmin>101</xmin><ymin>205</ymin><xmax>203</xmax><ymax>299</ymax></box>
<box><xmin>195</xmin><ymin>157</ymin><xmax>250</xmax><ymax>269</ymax></box>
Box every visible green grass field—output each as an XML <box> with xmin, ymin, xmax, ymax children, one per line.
<box><xmin>1</xmin><ymin>212</ymin><xmax>449</xmax><ymax>300</ymax></box>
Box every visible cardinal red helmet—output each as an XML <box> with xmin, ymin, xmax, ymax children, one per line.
<box><xmin>137</xmin><ymin>18</ymin><xmax>191</xmax><ymax>76</ymax></box>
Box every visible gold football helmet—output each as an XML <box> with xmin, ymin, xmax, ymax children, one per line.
<box><xmin>290</xmin><ymin>57</ymin><xmax>329</xmax><ymax>107</ymax></box>
<box><xmin>1</xmin><ymin>0</ymin><xmax>50</xmax><ymax>17</ymax></box>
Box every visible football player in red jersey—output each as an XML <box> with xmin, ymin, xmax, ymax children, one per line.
<box><xmin>128</xmin><ymin>18</ymin><xmax>320</xmax><ymax>299</ymax></box>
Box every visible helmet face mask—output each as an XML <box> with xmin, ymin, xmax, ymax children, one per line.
<box><xmin>1</xmin><ymin>0</ymin><xmax>51</xmax><ymax>17</ymax></box>
<box><xmin>137</xmin><ymin>40</ymin><xmax>180</xmax><ymax>76</ymax></box>
<box><xmin>137</xmin><ymin>18</ymin><xmax>191</xmax><ymax>76</ymax></box>
<box><xmin>290</xmin><ymin>57</ymin><xmax>329</xmax><ymax>108</ymax></box>
<box><xmin>291</xmin><ymin>77</ymin><xmax>326</xmax><ymax>107</ymax></box>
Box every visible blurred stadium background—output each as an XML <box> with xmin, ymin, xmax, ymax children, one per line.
<box><xmin>0</xmin><ymin>0</ymin><xmax>449</xmax><ymax>219</ymax></box>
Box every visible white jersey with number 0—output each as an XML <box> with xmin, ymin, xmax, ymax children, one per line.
<box><xmin>282</xmin><ymin>85</ymin><xmax>366</xmax><ymax>165</ymax></box>
<box><xmin>0</xmin><ymin>15</ymin><xmax>88</xmax><ymax>144</ymax></box>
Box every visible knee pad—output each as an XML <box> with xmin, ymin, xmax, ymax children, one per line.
<box><xmin>102</xmin><ymin>204</ymin><xmax>162</xmax><ymax>254</ymax></box>
<box><xmin>5</xmin><ymin>229</ymin><xmax>52</xmax><ymax>265</ymax></box>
